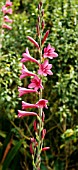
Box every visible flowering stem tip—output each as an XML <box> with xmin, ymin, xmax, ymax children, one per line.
<box><xmin>18</xmin><ymin>1</ymin><xmax>58</xmax><ymax>170</ymax></box>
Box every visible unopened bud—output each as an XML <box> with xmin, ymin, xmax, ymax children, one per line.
<box><xmin>38</xmin><ymin>16</ymin><xmax>40</xmax><ymax>23</ymax></box>
<box><xmin>36</xmin><ymin>24</ymin><xmax>40</xmax><ymax>36</ymax></box>
<box><xmin>42</xmin><ymin>112</ymin><xmax>45</xmax><ymax>122</ymax></box>
<box><xmin>40</xmin><ymin>1</ymin><xmax>42</xmax><ymax>7</ymax></box>
<box><xmin>42</xmin><ymin>129</ymin><xmax>46</xmax><ymax>139</ymax></box>
<box><xmin>33</xmin><ymin>119</ymin><xmax>37</xmax><ymax>131</ymax></box>
<box><xmin>42</xmin><ymin>20</ymin><xmax>45</xmax><ymax>29</ymax></box>
<box><xmin>38</xmin><ymin>4</ymin><xmax>40</xmax><ymax>10</ymax></box>
<box><xmin>41</xmin><ymin>9</ymin><xmax>44</xmax><ymax>16</ymax></box>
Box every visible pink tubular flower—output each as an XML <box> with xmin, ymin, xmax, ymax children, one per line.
<box><xmin>38</xmin><ymin>59</ymin><xmax>53</xmax><ymax>76</ymax></box>
<box><xmin>21</xmin><ymin>48</ymin><xmax>39</xmax><ymax>65</ymax></box>
<box><xmin>18</xmin><ymin>87</ymin><xmax>37</xmax><ymax>97</ymax></box>
<box><xmin>36</xmin><ymin>99</ymin><xmax>48</xmax><ymax>109</ymax></box>
<box><xmin>43</xmin><ymin>44</ymin><xmax>58</xmax><ymax>59</ymax></box>
<box><xmin>5</xmin><ymin>0</ymin><xmax>12</xmax><ymax>7</ymax></box>
<box><xmin>22</xmin><ymin>101</ymin><xmax>39</xmax><ymax>109</ymax></box>
<box><xmin>27</xmin><ymin>36</ymin><xmax>39</xmax><ymax>49</ymax></box>
<box><xmin>28</xmin><ymin>75</ymin><xmax>43</xmax><ymax>90</ymax></box>
<box><xmin>2</xmin><ymin>24</ymin><xmax>12</xmax><ymax>30</ymax></box>
<box><xmin>6</xmin><ymin>8</ymin><xmax>12</xmax><ymax>14</ymax></box>
<box><xmin>42</xmin><ymin>147</ymin><xmax>50</xmax><ymax>151</ymax></box>
<box><xmin>41</xmin><ymin>30</ymin><xmax>49</xmax><ymax>45</ymax></box>
<box><xmin>20</xmin><ymin>64</ymin><xmax>36</xmax><ymax>79</ymax></box>
<box><xmin>18</xmin><ymin>110</ymin><xmax>37</xmax><ymax>118</ymax></box>
<box><xmin>4</xmin><ymin>15</ymin><xmax>13</xmax><ymax>23</ymax></box>
<box><xmin>2</xmin><ymin>6</ymin><xmax>7</xmax><ymax>14</ymax></box>
<box><xmin>2</xmin><ymin>6</ymin><xmax>12</xmax><ymax>14</ymax></box>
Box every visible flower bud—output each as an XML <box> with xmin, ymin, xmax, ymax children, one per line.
<box><xmin>42</xmin><ymin>112</ymin><xmax>45</xmax><ymax>122</ymax></box>
<box><xmin>38</xmin><ymin>16</ymin><xmax>40</xmax><ymax>23</ymax></box>
<box><xmin>38</xmin><ymin>4</ymin><xmax>40</xmax><ymax>10</ymax></box>
<box><xmin>42</xmin><ymin>129</ymin><xmax>46</xmax><ymax>139</ymax></box>
<box><xmin>40</xmin><ymin>1</ymin><xmax>42</xmax><ymax>7</ymax></box>
<box><xmin>42</xmin><ymin>20</ymin><xmax>45</xmax><ymax>30</ymax></box>
<box><xmin>33</xmin><ymin>120</ymin><xmax>37</xmax><ymax>131</ymax></box>
<box><xmin>36</xmin><ymin>24</ymin><xmax>40</xmax><ymax>36</ymax></box>
<box><xmin>41</xmin><ymin>9</ymin><xmax>44</xmax><ymax>16</ymax></box>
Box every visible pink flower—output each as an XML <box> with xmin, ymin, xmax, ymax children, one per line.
<box><xmin>38</xmin><ymin>59</ymin><xmax>53</xmax><ymax>76</ymax></box>
<box><xmin>42</xmin><ymin>147</ymin><xmax>50</xmax><ymax>151</ymax></box>
<box><xmin>22</xmin><ymin>101</ymin><xmax>39</xmax><ymax>109</ymax></box>
<box><xmin>18</xmin><ymin>87</ymin><xmax>37</xmax><ymax>97</ymax></box>
<box><xmin>27</xmin><ymin>36</ymin><xmax>39</xmax><ymax>49</ymax></box>
<box><xmin>2</xmin><ymin>6</ymin><xmax>12</xmax><ymax>14</ymax></box>
<box><xmin>2</xmin><ymin>6</ymin><xmax>7</xmax><ymax>14</ymax></box>
<box><xmin>18</xmin><ymin>110</ymin><xmax>37</xmax><ymax>118</ymax></box>
<box><xmin>2</xmin><ymin>24</ymin><xmax>12</xmax><ymax>30</ymax></box>
<box><xmin>43</xmin><ymin>44</ymin><xmax>58</xmax><ymax>59</ymax></box>
<box><xmin>28</xmin><ymin>75</ymin><xmax>43</xmax><ymax>90</ymax></box>
<box><xmin>4</xmin><ymin>15</ymin><xmax>13</xmax><ymax>23</ymax></box>
<box><xmin>41</xmin><ymin>30</ymin><xmax>49</xmax><ymax>45</ymax></box>
<box><xmin>5</xmin><ymin>0</ymin><xmax>12</xmax><ymax>7</ymax></box>
<box><xmin>36</xmin><ymin>99</ymin><xmax>48</xmax><ymax>109</ymax></box>
<box><xmin>20</xmin><ymin>64</ymin><xmax>36</xmax><ymax>79</ymax></box>
<box><xmin>6</xmin><ymin>8</ymin><xmax>12</xmax><ymax>14</ymax></box>
<box><xmin>22</xmin><ymin>99</ymin><xmax>48</xmax><ymax>109</ymax></box>
<box><xmin>21</xmin><ymin>48</ymin><xmax>39</xmax><ymax>65</ymax></box>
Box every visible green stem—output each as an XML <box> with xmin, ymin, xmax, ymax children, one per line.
<box><xmin>35</xmin><ymin>9</ymin><xmax>44</xmax><ymax>169</ymax></box>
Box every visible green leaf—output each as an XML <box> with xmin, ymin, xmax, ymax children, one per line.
<box><xmin>2</xmin><ymin>140</ymin><xmax>23</xmax><ymax>170</ymax></box>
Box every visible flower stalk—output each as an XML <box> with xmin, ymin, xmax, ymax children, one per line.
<box><xmin>18</xmin><ymin>1</ymin><xmax>58</xmax><ymax>170</ymax></box>
<box><xmin>0</xmin><ymin>0</ymin><xmax>13</xmax><ymax>56</ymax></box>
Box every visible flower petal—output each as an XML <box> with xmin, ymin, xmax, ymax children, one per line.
<box><xmin>18</xmin><ymin>110</ymin><xmax>37</xmax><ymax>118</ymax></box>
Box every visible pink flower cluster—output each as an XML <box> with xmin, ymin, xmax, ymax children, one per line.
<box><xmin>18</xmin><ymin>34</ymin><xmax>58</xmax><ymax>154</ymax></box>
<box><xmin>18</xmin><ymin>39</ymin><xmax>58</xmax><ymax>117</ymax></box>
<box><xmin>2</xmin><ymin>0</ymin><xmax>13</xmax><ymax>30</ymax></box>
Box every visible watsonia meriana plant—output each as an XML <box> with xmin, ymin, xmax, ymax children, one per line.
<box><xmin>18</xmin><ymin>2</ymin><xmax>58</xmax><ymax>170</ymax></box>
<box><xmin>0</xmin><ymin>0</ymin><xmax>13</xmax><ymax>53</ymax></box>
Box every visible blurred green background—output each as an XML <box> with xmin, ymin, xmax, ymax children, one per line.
<box><xmin>0</xmin><ymin>0</ymin><xmax>78</xmax><ymax>169</ymax></box>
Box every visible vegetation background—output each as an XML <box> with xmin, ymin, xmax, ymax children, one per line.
<box><xmin>0</xmin><ymin>0</ymin><xmax>78</xmax><ymax>169</ymax></box>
